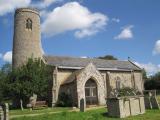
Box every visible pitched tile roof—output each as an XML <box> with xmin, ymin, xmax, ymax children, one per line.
<box><xmin>43</xmin><ymin>55</ymin><xmax>141</xmax><ymax>71</ymax></box>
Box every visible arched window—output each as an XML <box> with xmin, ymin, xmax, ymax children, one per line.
<box><xmin>85</xmin><ymin>79</ymin><xmax>98</xmax><ymax>105</ymax></box>
<box><xmin>26</xmin><ymin>18</ymin><xmax>32</xmax><ymax>30</ymax></box>
<box><xmin>116</xmin><ymin>77</ymin><xmax>121</xmax><ymax>90</ymax></box>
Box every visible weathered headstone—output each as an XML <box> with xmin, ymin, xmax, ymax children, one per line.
<box><xmin>4</xmin><ymin>103</ymin><xmax>9</xmax><ymax>120</ymax></box>
<box><xmin>80</xmin><ymin>98</ymin><xmax>85</xmax><ymax>112</ymax></box>
<box><xmin>150</xmin><ymin>97</ymin><xmax>160</xmax><ymax>109</ymax></box>
<box><xmin>0</xmin><ymin>105</ymin><xmax>4</xmax><ymax>120</ymax></box>
<box><xmin>20</xmin><ymin>99</ymin><xmax>23</xmax><ymax>111</ymax></box>
<box><xmin>0</xmin><ymin>103</ymin><xmax>9</xmax><ymax>120</ymax></box>
<box><xmin>144</xmin><ymin>97</ymin><xmax>152</xmax><ymax>109</ymax></box>
<box><xmin>27</xmin><ymin>93</ymin><xmax>37</xmax><ymax>110</ymax></box>
<box><xmin>144</xmin><ymin>90</ymin><xmax>160</xmax><ymax>109</ymax></box>
<box><xmin>30</xmin><ymin>94</ymin><xmax>37</xmax><ymax>107</ymax></box>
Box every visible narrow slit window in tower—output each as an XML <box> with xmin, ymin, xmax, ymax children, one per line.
<box><xmin>26</xmin><ymin>18</ymin><xmax>32</xmax><ymax>30</ymax></box>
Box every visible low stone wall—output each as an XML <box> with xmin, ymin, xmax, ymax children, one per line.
<box><xmin>0</xmin><ymin>103</ymin><xmax>9</xmax><ymax>120</ymax></box>
<box><xmin>107</xmin><ymin>96</ymin><xmax>145</xmax><ymax>118</ymax></box>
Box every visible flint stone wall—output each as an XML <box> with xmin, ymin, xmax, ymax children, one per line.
<box><xmin>108</xmin><ymin>71</ymin><xmax>143</xmax><ymax>93</ymax></box>
<box><xmin>52</xmin><ymin>64</ymin><xmax>143</xmax><ymax>108</ymax></box>
<box><xmin>76</xmin><ymin>63</ymin><xmax>106</xmax><ymax>108</ymax></box>
<box><xmin>13</xmin><ymin>8</ymin><xmax>42</xmax><ymax>68</ymax></box>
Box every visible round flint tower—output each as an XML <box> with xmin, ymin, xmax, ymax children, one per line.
<box><xmin>12</xmin><ymin>8</ymin><xmax>42</xmax><ymax>68</ymax></box>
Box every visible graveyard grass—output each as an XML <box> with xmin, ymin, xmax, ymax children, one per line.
<box><xmin>10</xmin><ymin>107</ymin><xmax>160</xmax><ymax>120</ymax></box>
<box><xmin>10</xmin><ymin>107</ymin><xmax>70</xmax><ymax>116</ymax></box>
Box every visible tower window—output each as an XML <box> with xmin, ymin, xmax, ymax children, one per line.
<box><xmin>26</xmin><ymin>18</ymin><xmax>32</xmax><ymax>30</ymax></box>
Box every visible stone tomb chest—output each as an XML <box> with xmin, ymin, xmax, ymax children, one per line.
<box><xmin>107</xmin><ymin>96</ymin><xmax>145</xmax><ymax>118</ymax></box>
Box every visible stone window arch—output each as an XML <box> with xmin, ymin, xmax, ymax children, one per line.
<box><xmin>26</xmin><ymin>18</ymin><xmax>32</xmax><ymax>30</ymax></box>
<box><xmin>85</xmin><ymin>79</ymin><xmax>98</xmax><ymax>105</ymax></box>
<box><xmin>115</xmin><ymin>77</ymin><xmax>121</xmax><ymax>90</ymax></box>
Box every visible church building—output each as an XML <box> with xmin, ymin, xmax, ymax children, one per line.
<box><xmin>12</xmin><ymin>8</ymin><xmax>144</xmax><ymax>108</ymax></box>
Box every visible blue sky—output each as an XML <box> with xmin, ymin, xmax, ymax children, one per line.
<box><xmin>0</xmin><ymin>0</ymin><xmax>160</xmax><ymax>75</ymax></box>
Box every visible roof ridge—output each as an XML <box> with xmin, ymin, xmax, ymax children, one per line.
<box><xmin>43</xmin><ymin>55</ymin><xmax>141</xmax><ymax>71</ymax></box>
<box><xmin>43</xmin><ymin>55</ymin><xmax>128</xmax><ymax>62</ymax></box>
<box><xmin>128</xmin><ymin>60</ymin><xmax>142</xmax><ymax>70</ymax></box>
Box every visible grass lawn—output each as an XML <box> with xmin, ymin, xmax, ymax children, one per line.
<box><xmin>10</xmin><ymin>107</ymin><xmax>70</xmax><ymax>116</ymax></box>
<box><xmin>10</xmin><ymin>107</ymin><xmax>160</xmax><ymax>120</ymax></box>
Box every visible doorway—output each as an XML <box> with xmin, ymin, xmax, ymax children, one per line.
<box><xmin>85</xmin><ymin>79</ymin><xmax>98</xmax><ymax>106</ymax></box>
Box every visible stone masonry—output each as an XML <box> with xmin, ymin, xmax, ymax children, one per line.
<box><xmin>51</xmin><ymin>61</ymin><xmax>143</xmax><ymax>108</ymax></box>
<box><xmin>76</xmin><ymin>63</ymin><xmax>106</xmax><ymax>108</ymax></box>
<box><xmin>12</xmin><ymin>8</ymin><xmax>42</xmax><ymax>68</ymax></box>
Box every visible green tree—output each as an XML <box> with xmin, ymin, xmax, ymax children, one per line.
<box><xmin>152</xmin><ymin>72</ymin><xmax>160</xmax><ymax>81</ymax></box>
<box><xmin>0</xmin><ymin>63</ymin><xmax>12</xmax><ymax>102</ymax></box>
<box><xmin>98</xmin><ymin>55</ymin><xmax>118</xmax><ymax>60</ymax></box>
<box><xmin>142</xmin><ymin>69</ymin><xmax>148</xmax><ymax>81</ymax></box>
<box><xmin>8</xmin><ymin>58</ymin><xmax>52</xmax><ymax>107</ymax></box>
<box><xmin>144</xmin><ymin>72</ymin><xmax>160</xmax><ymax>90</ymax></box>
<box><xmin>0</xmin><ymin>70</ymin><xmax>5</xmax><ymax>102</ymax></box>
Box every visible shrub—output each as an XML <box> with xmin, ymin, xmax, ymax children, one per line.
<box><xmin>117</xmin><ymin>87</ymin><xmax>141</xmax><ymax>97</ymax></box>
<box><xmin>56</xmin><ymin>92</ymin><xmax>73</xmax><ymax>107</ymax></box>
<box><xmin>144</xmin><ymin>80</ymin><xmax>160</xmax><ymax>90</ymax></box>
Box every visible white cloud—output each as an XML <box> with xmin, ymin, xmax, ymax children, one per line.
<box><xmin>80</xmin><ymin>56</ymin><xmax>88</xmax><ymax>58</ymax></box>
<box><xmin>114</xmin><ymin>25</ymin><xmax>134</xmax><ymax>40</ymax></box>
<box><xmin>153</xmin><ymin>40</ymin><xmax>160</xmax><ymax>55</ymax></box>
<box><xmin>3</xmin><ymin>51</ymin><xmax>12</xmax><ymax>63</ymax></box>
<box><xmin>31</xmin><ymin>0</ymin><xmax>62</xmax><ymax>9</ymax></box>
<box><xmin>0</xmin><ymin>0</ymin><xmax>31</xmax><ymax>16</ymax></box>
<box><xmin>41</xmin><ymin>2</ymin><xmax>108</xmax><ymax>38</ymax></box>
<box><xmin>112</xmin><ymin>18</ymin><xmax>120</xmax><ymax>23</ymax></box>
<box><xmin>75</xmin><ymin>28</ymin><xmax>98</xmax><ymax>38</ymax></box>
<box><xmin>0</xmin><ymin>0</ymin><xmax>64</xmax><ymax>16</ymax></box>
<box><xmin>134</xmin><ymin>62</ymin><xmax>160</xmax><ymax>75</ymax></box>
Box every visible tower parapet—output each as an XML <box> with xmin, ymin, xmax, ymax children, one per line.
<box><xmin>12</xmin><ymin>8</ymin><xmax>42</xmax><ymax>68</ymax></box>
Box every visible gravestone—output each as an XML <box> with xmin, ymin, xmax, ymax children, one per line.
<box><xmin>80</xmin><ymin>98</ymin><xmax>85</xmax><ymax>112</ymax></box>
<box><xmin>0</xmin><ymin>103</ymin><xmax>9</xmax><ymax>120</ymax></box>
<box><xmin>144</xmin><ymin>97</ymin><xmax>152</xmax><ymax>109</ymax></box>
<box><xmin>144</xmin><ymin>90</ymin><xmax>160</xmax><ymax>109</ymax></box>
<box><xmin>0</xmin><ymin>105</ymin><xmax>4</xmax><ymax>120</ymax></box>
<box><xmin>150</xmin><ymin>97</ymin><xmax>160</xmax><ymax>109</ymax></box>
<box><xmin>20</xmin><ymin>99</ymin><xmax>23</xmax><ymax>111</ymax></box>
<box><xmin>27</xmin><ymin>94</ymin><xmax>37</xmax><ymax>110</ymax></box>
<box><xmin>4</xmin><ymin>103</ymin><xmax>9</xmax><ymax>120</ymax></box>
<box><xmin>30</xmin><ymin>94</ymin><xmax>37</xmax><ymax>107</ymax></box>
